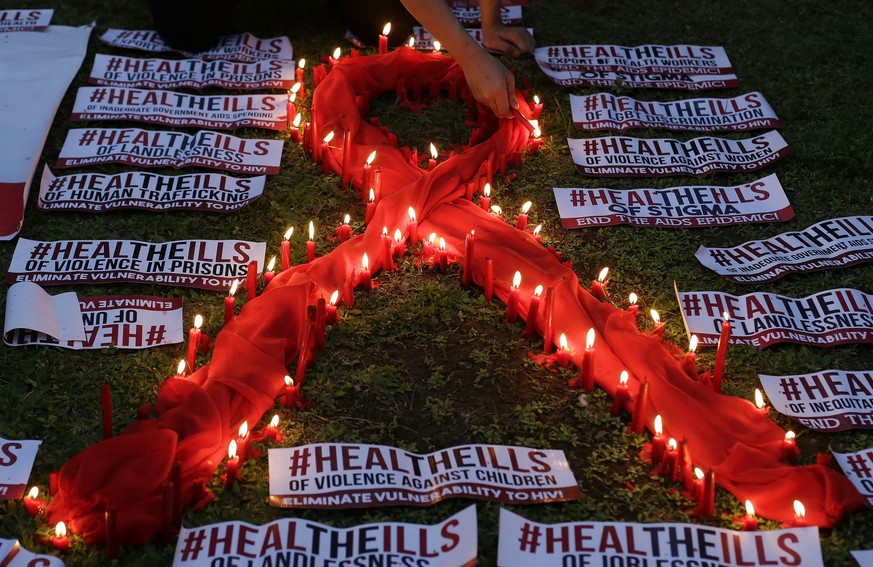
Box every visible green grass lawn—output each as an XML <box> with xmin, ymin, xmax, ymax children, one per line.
<box><xmin>2</xmin><ymin>0</ymin><xmax>873</xmax><ymax>565</ymax></box>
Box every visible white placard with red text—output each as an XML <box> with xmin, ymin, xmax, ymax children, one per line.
<box><xmin>2</xmin><ymin>541</ymin><xmax>65</xmax><ymax>567</ymax></box>
<box><xmin>172</xmin><ymin>506</ymin><xmax>477</xmax><ymax>567</ymax></box>
<box><xmin>853</xmin><ymin>550</ymin><xmax>873</xmax><ymax>566</ymax></box>
<box><xmin>5</xmin><ymin>293</ymin><xmax>183</xmax><ymax>350</ymax></box>
<box><xmin>268</xmin><ymin>443</ymin><xmax>579</xmax><ymax>509</ymax></box>
<box><xmin>676</xmin><ymin>286</ymin><xmax>873</xmax><ymax>348</ymax></box>
<box><xmin>569</xmin><ymin>131</ymin><xmax>790</xmax><ymax>177</ymax></box>
<box><xmin>571</xmin><ymin>92</ymin><xmax>781</xmax><ymax>132</ymax></box>
<box><xmin>72</xmin><ymin>87</ymin><xmax>288</xmax><ymax>131</ymax></box>
<box><xmin>696</xmin><ymin>216</ymin><xmax>873</xmax><ymax>284</ymax></box>
<box><xmin>6</xmin><ymin>238</ymin><xmax>265</xmax><ymax>291</ymax></box>
<box><xmin>497</xmin><ymin>508</ymin><xmax>823</xmax><ymax>567</ymax></box>
<box><xmin>56</xmin><ymin>128</ymin><xmax>283</xmax><ymax>174</ymax></box>
<box><xmin>0</xmin><ymin>438</ymin><xmax>41</xmax><ymax>500</ymax></box>
<box><xmin>38</xmin><ymin>167</ymin><xmax>266</xmax><ymax>213</ymax></box>
<box><xmin>452</xmin><ymin>5</ymin><xmax>522</xmax><ymax>24</ymax></box>
<box><xmin>553</xmin><ymin>173</ymin><xmax>793</xmax><ymax>229</ymax></box>
<box><xmin>3</xmin><ymin>282</ymin><xmax>85</xmax><ymax>344</ymax></box>
<box><xmin>0</xmin><ymin>9</ymin><xmax>52</xmax><ymax>32</ymax></box>
<box><xmin>99</xmin><ymin>29</ymin><xmax>293</xmax><ymax>62</ymax></box>
<box><xmin>0</xmin><ymin>539</ymin><xmax>16</xmax><ymax>564</ymax></box>
<box><xmin>759</xmin><ymin>370</ymin><xmax>873</xmax><ymax>432</ymax></box>
<box><xmin>539</xmin><ymin>67</ymin><xmax>739</xmax><ymax>90</ymax></box>
<box><xmin>89</xmin><ymin>53</ymin><xmax>295</xmax><ymax>90</ymax></box>
<box><xmin>411</xmin><ymin>26</ymin><xmax>533</xmax><ymax>51</ymax></box>
<box><xmin>833</xmin><ymin>449</ymin><xmax>873</xmax><ymax>508</ymax></box>
<box><xmin>536</xmin><ymin>44</ymin><xmax>734</xmax><ymax>74</ymax></box>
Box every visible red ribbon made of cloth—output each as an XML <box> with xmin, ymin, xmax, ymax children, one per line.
<box><xmin>46</xmin><ymin>47</ymin><xmax>862</xmax><ymax>545</ymax></box>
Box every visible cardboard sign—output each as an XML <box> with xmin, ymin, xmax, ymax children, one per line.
<box><xmin>569</xmin><ymin>131</ymin><xmax>790</xmax><ymax>177</ymax></box>
<box><xmin>571</xmin><ymin>92</ymin><xmax>781</xmax><ymax>132</ymax></box>
<box><xmin>268</xmin><ymin>443</ymin><xmax>579</xmax><ymax>509</ymax></box>
<box><xmin>90</xmin><ymin>53</ymin><xmax>295</xmax><ymax>90</ymax></box>
<box><xmin>72</xmin><ymin>87</ymin><xmax>287</xmax><ymax>131</ymax></box>
<box><xmin>833</xmin><ymin>448</ymin><xmax>873</xmax><ymax>508</ymax></box>
<box><xmin>759</xmin><ymin>370</ymin><xmax>873</xmax><ymax>432</ymax></box>
<box><xmin>38</xmin><ymin>166</ymin><xmax>266</xmax><ymax>213</ymax></box>
<box><xmin>696</xmin><ymin>216</ymin><xmax>873</xmax><ymax>284</ymax></box>
<box><xmin>536</xmin><ymin>44</ymin><xmax>734</xmax><ymax>74</ymax></box>
<box><xmin>452</xmin><ymin>4</ymin><xmax>522</xmax><ymax>24</ymax></box>
<box><xmin>553</xmin><ymin>173</ymin><xmax>793</xmax><ymax>229</ymax></box>
<box><xmin>172</xmin><ymin>506</ymin><xmax>477</xmax><ymax>567</ymax></box>
<box><xmin>99</xmin><ymin>29</ymin><xmax>293</xmax><ymax>62</ymax></box>
<box><xmin>411</xmin><ymin>26</ymin><xmax>533</xmax><ymax>51</ymax></box>
<box><xmin>0</xmin><ymin>9</ymin><xmax>52</xmax><ymax>32</ymax></box>
<box><xmin>1</xmin><ymin>541</ymin><xmax>65</xmax><ymax>567</ymax></box>
<box><xmin>56</xmin><ymin>128</ymin><xmax>283</xmax><ymax>174</ymax></box>
<box><xmin>6</xmin><ymin>238</ymin><xmax>265</xmax><ymax>291</ymax></box>
<box><xmin>676</xmin><ymin>286</ymin><xmax>873</xmax><ymax>348</ymax></box>
<box><xmin>0</xmin><ymin>438</ymin><xmax>41</xmax><ymax>500</ymax></box>
<box><xmin>497</xmin><ymin>508</ymin><xmax>823</xmax><ymax>567</ymax></box>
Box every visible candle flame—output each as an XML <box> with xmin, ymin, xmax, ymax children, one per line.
<box><xmin>433</xmin><ymin>40</ymin><xmax>441</xmax><ymax>52</ymax></box>
<box><xmin>430</xmin><ymin>142</ymin><xmax>438</xmax><ymax>159</ymax></box>
<box><xmin>629</xmin><ymin>293</ymin><xmax>638</xmax><ymax>306</ymax></box>
<box><xmin>533</xmin><ymin>284</ymin><xmax>543</xmax><ymax>297</ymax></box>
<box><xmin>586</xmin><ymin>327</ymin><xmax>595</xmax><ymax>349</ymax></box>
<box><xmin>298</xmin><ymin>58</ymin><xmax>306</xmax><ymax>69</ymax></box>
<box><xmin>490</xmin><ymin>205</ymin><xmax>503</xmax><ymax>215</ymax></box>
<box><xmin>284</xmin><ymin>375</ymin><xmax>293</xmax><ymax>386</ymax></box>
<box><xmin>395</xmin><ymin>229</ymin><xmax>403</xmax><ymax>243</ymax></box>
<box><xmin>229</xmin><ymin>280</ymin><xmax>238</xmax><ymax>296</ymax></box>
<box><xmin>654</xmin><ymin>414</ymin><xmax>663</xmax><ymax>435</ymax></box>
<box><xmin>332</xmin><ymin>47</ymin><xmax>341</xmax><ymax>60</ymax></box>
<box><xmin>291</xmin><ymin>82</ymin><xmax>301</xmax><ymax>94</ymax></box>
<box><xmin>723</xmin><ymin>311</ymin><xmax>730</xmax><ymax>322</ymax></box>
<box><xmin>194</xmin><ymin>314</ymin><xmax>203</xmax><ymax>329</ymax></box>
<box><xmin>228</xmin><ymin>439</ymin><xmax>237</xmax><ymax>460</ymax></box>
<box><xmin>362</xmin><ymin>253</ymin><xmax>369</xmax><ymax>271</ymax></box>
<box><xmin>533</xmin><ymin>224</ymin><xmax>542</xmax><ymax>237</ymax></box>
<box><xmin>689</xmin><ymin>334</ymin><xmax>698</xmax><ymax>353</ymax></box>
<box><xmin>745</xmin><ymin>500</ymin><xmax>755</xmax><ymax>517</ymax></box>
<box><xmin>754</xmin><ymin>388</ymin><xmax>765</xmax><ymax>409</ymax></box>
<box><xmin>366</xmin><ymin>150</ymin><xmax>377</xmax><ymax>165</ymax></box>
<box><xmin>695</xmin><ymin>467</ymin><xmax>704</xmax><ymax>480</ymax></box>
<box><xmin>28</xmin><ymin>486</ymin><xmax>39</xmax><ymax>499</ymax></box>
<box><xmin>239</xmin><ymin>420</ymin><xmax>249</xmax><ymax>438</ymax></box>
<box><xmin>521</xmin><ymin>200</ymin><xmax>532</xmax><ymax>214</ymax></box>
<box><xmin>308</xmin><ymin>220</ymin><xmax>315</xmax><ymax>240</ymax></box>
<box><xmin>329</xmin><ymin>290</ymin><xmax>339</xmax><ymax>306</ymax></box>
<box><xmin>532</xmin><ymin>125</ymin><xmax>541</xmax><ymax>138</ymax></box>
<box><xmin>512</xmin><ymin>271</ymin><xmax>521</xmax><ymax>290</ymax></box>
<box><xmin>289</xmin><ymin>92</ymin><xmax>297</xmax><ymax>104</ymax></box>
<box><xmin>483</xmin><ymin>183</ymin><xmax>491</xmax><ymax>197</ymax></box>
<box><xmin>559</xmin><ymin>333</ymin><xmax>568</xmax><ymax>350</ymax></box>
<box><xmin>793</xmin><ymin>500</ymin><xmax>805</xmax><ymax>519</ymax></box>
<box><xmin>292</xmin><ymin>113</ymin><xmax>302</xmax><ymax>127</ymax></box>
<box><xmin>177</xmin><ymin>359</ymin><xmax>187</xmax><ymax>375</ymax></box>
<box><xmin>323</xmin><ymin>130</ymin><xmax>334</xmax><ymax>144</ymax></box>
<box><xmin>382</xmin><ymin>22</ymin><xmax>391</xmax><ymax>36</ymax></box>
<box><xmin>650</xmin><ymin>309</ymin><xmax>660</xmax><ymax>325</ymax></box>
<box><xmin>667</xmin><ymin>438</ymin><xmax>677</xmax><ymax>451</ymax></box>
<box><xmin>283</xmin><ymin>226</ymin><xmax>294</xmax><ymax>240</ymax></box>
<box><xmin>534</xmin><ymin>94</ymin><xmax>540</xmax><ymax>105</ymax></box>
<box><xmin>785</xmin><ymin>430</ymin><xmax>795</xmax><ymax>442</ymax></box>
<box><xmin>267</xmin><ymin>256</ymin><xmax>276</xmax><ymax>271</ymax></box>
<box><xmin>55</xmin><ymin>521</ymin><xmax>67</xmax><ymax>538</ymax></box>
<box><xmin>408</xmin><ymin>207</ymin><xmax>416</xmax><ymax>222</ymax></box>
<box><xmin>439</xmin><ymin>237</ymin><xmax>446</xmax><ymax>251</ymax></box>
<box><xmin>597</xmin><ymin>267</ymin><xmax>609</xmax><ymax>282</ymax></box>
<box><xmin>428</xmin><ymin>232</ymin><xmax>437</xmax><ymax>244</ymax></box>
<box><xmin>368</xmin><ymin>188</ymin><xmax>375</xmax><ymax>203</ymax></box>
<box><xmin>408</xmin><ymin>36</ymin><xmax>415</xmax><ymax>48</ymax></box>
<box><xmin>343</xmin><ymin>213</ymin><xmax>351</xmax><ymax>225</ymax></box>
<box><xmin>620</xmin><ymin>370</ymin><xmax>628</xmax><ymax>386</ymax></box>
<box><xmin>270</xmin><ymin>414</ymin><xmax>279</xmax><ymax>428</ymax></box>
<box><xmin>382</xmin><ymin>226</ymin><xmax>388</xmax><ymax>237</ymax></box>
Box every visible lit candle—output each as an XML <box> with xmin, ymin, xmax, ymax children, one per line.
<box><xmin>569</xmin><ymin>328</ymin><xmax>595</xmax><ymax>390</ymax></box>
<box><xmin>360</xmin><ymin>253</ymin><xmax>371</xmax><ymax>288</ymax></box>
<box><xmin>713</xmin><ymin>312</ymin><xmax>731</xmax><ymax>392</ymax></box>
<box><xmin>363</xmin><ymin>189</ymin><xmax>376</xmax><ymax>227</ymax></box>
<box><xmin>691</xmin><ymin>467</ymin><xmax>705</xmax><ymax>501</ymax></box>
<box><xmin>479</xmin><ymin>183</ymin><xmax>491</xmax><ymax>211</ymax></box>
<box><xmin>303</xmin><ymin>120</ymin><xmax>311</xmax><ymax>153</ymax></box>
<box><xmin>660</xmin><ymin>438</ymin><xmax>678</xmax><ymax>478</ymax></box>
<box><xmin>793</xmin><ymin>500</ymin><xmax>806</xmax><ymax>526</ymax></box>
<box><xmin>281</xmin><ymin>226</ymin><xmax>293</xmax><ymax>271</ymax></box>
<box><xmin>432</xmin><ymin>39</ymin><xmax>441</xmax><ymax>54</ymax></box>
<box><xmin>505</xmin><ymin>271</ymin><xmax>521</xmax><ymax>323</ymax></box>
<box><xmin>306</xmin><ymin>221</ymin><xmax>316</xmax><ymax>262</ymax></box>
<box><xmin>362</xmin><ymin>150</ymin><xmax>376</xmax><ymax>197</ymax></box>
<box><xmin>484</xmin><ymin>258</ymin><xmax>494</xmax><ymax>302</ymax></box>
<box><xmin>437</xmin><ymin>237</ymin><xmax>448</xmax><ymax>272</ymax></box>
<box><xmin>393</xmin><ymin>229</ymin><xmax>406</xmax><ymax>257</ymax></box>
<box><xmin>590</xmin><ymin>267</ymin><xmax>609</xmax><ymax>299</ymax></box>
<box><xmin>490</xmin><ymin>205</ymin><xmax>503</xmax><ymax>219</ymax></box>
<box><xmin>516</xmin><ymin>201</ymin><xmax>532</xmax><ymax>230</ymax></box>
<box><xmin>428</xmin><ymin>142</ymin><xmax>438</xmax><ymax>170</ymax></box>
<box><xmin>650</xmin><ymin>414</ymin><xmax>666</xmax><ymax>463</ymax></box>
<box><xmin>237</xmin><ymin>421</ymin><xmax>250</xmax><ymax>463</ymax></box>
<box><xmin>462</xmin><ymin>230</ymin><xmax>475</xmax><ymax>288</ymax></box>
<box><xmin>407</xmin><ymin>35</ymin><xmax>415</xmax><ymax>49</ymax></box>
<box><xmin>172</xmin><ymin>359</ymin><xmax>187</xmax><ymax>380</ymax></box>
<box><xmin>780</xmin><ymin>430</ymin><xmax>800</xmax><ymax>463</ymax></box>
<box><xmin>527</xmin><ymin>125</ymin><xmax>543</xmax><ymax>154</ymax></box>
<box><xmin>23</xmin><ymin>486</ymin><xmax>47</xmax><ymax>517</ymax></box>
<box><xmin>381</xmin><ymin>227</ymin><xmax>395</xmax><ymax>272</ymax></box>
<box><xmin>532</xmin><ymin>94</ymin><xmax>543</xmax><ymax>120</ymax></box>
<box><xmin>650</xmin><ymin>309</ymin><xmax>665</xmax><ymax>337</ymax></box>
<box><xmin>326</xmin><ymin>290</ymin><xmax>339</xmax><ymax>325</ymax></box>
<box><xmin>185</xmin><ymin>314</ymin><xmax>203</xmax><ymax>373</ymax></box>
<box><xmin>741</xmin><ymin>500</ymin><xmax>759</xmax><ymax>531</ymax></box>
<box><xmin>341</xmin><ymin>129</ymin><xmax>353</xmax><ymax>187</ymax></box>
<box><xmin>224</xmin><ymin>440</ymin><xmax>239</xmax><ymax>488</ymax></box>
<box><xmin>52</xmin><ymin>521</ymin><xmax>70</xmax><ymax>551</ymax></box>
<box><xmin>264</xmin><ymin>256</ymin><xmax>276</xmax><ymax>285</ymax></box>
<box><xmin>265</xmin><ymin>414</ymin><xmax>280</xmax><ymax>442</ymax></box>
<box><xmin>378</xmin><ymin>22</ymin><xmax>391</xmax><ymax>54</ymax></box>
<box><xmin>629</xmin><ymin>380</ymin><xmax>650</xmax><ymax>434</ymax></box>
<box><xmin>321</xmin><ymin>131</ymin><xmax>335</xmax><ymax>175</ymax></box>
<box><xmin>290</xmin><ymin>113</ymin><xmax>302</xmax><ymax>143</ymax></box>
<box><xmin>336</xmin><ymin>214</ymin><xmax>352</xmax><ymax>242</ymax></box>
<box><xmin>627</xmin><ymin>293</ymin><xmax>639</xmax><ymax>315</ymax></box>
<box><xmin>524</xmin><ymin>284</ymin><xmax>543</xmax><ymax>338</ymax></box>
<box><xmin>328</xmin><ymin>46</ymin><xmax>341</xmax><ymax>68</ymax></box>
<box><xmin>286</xmin><ymin>90</ymin><xmax>296</xmax><ymax>131</ymax></box>
<box><xmin>424</xmin><ymin>232</ymin><xmax>437</xmax><ymax>259</ymax></box>
<box><xmin>407</xmin><ymin>207</ymin><xmax>419</xmax><ymax>244</ymax></box>
<box><xmin>245</xmin><ymin>260</ymin><xmax>258</xmax><ymax>300</ymax></box>
<box><xmin>295</xmin><ymin>58</ymin><xmax>306</xmax><ymax>86</ymax></box>
<box><xmin>532</xmin><ymin>224</ymin><xmax>543</xmax><ymax>243</ymax></box>
<box><xmin>611</xmin><ymin>371</ymin><xmax>630</xmax><ymax>417</ymax></box>
<box><xmin>224</xmin><ymin>280</ymin><xmax>238</xmax><ymax>324</ymax></box>
<box><xmin>696</xmin><ymin>469</ymin><xmax>716</xmax><ymax>518</ymax></box>
<box><xmin>372</xmin><ymin>167</ymin><xmax>383</xmax><ymax>202</ymax></box>
<box><xmin>284</xmin><ymin>375</ymin><xmax>301</xmax><ymax>408</ymax></box>
<box><xmin>754</xmin><ymin>388</ymin><xmax>769</xmax><ymax>415</ymax></box>
<box><xmin>555</xmin><ymin>333</ymin><xmax>571</xmax><ymax>367</ymax></box>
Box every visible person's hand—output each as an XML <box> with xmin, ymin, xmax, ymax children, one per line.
<box><xmin>482</xmin><ymin>24</ymin><xmax>535</xmax><ymax>57</ymax></box>
<box><xmin>459</xmin><ymin>50</ymin><xmax>518</xmax><ymax>118</ymax></box>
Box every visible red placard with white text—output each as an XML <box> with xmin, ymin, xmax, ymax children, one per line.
<box><xmin>569</xmin><ymin>131</ymin><xmax>790</xmax><ymax>177</ymax></box>
<box><xmin>571</xmin><ymin>92</ymin><xmax>781</xmax><ymax>132</ymax></box>
<box><xmin>89</xmin><ymin>53</ymin><xmax>295</xmax><ymax>90</ymax></box>
<box><xmin>0</xmin><ymin>438</ymin><xmax>41</xmax><ymax>500</ymax></box>
<box><xmin>56</xmin><ymin>128</ymin><xmax>283</xmax><ymax>174</ymax></box>
<box><xmin>0</xmin><ymin>9</ymin><xmax>52</xmax><ymax>32</ymax></box>
<box><xmin>172</xmin><ymin>506</ymin><xmax>478</xmax><ymax>567</ymax></box>
<box><xmin>72</xmin><ymin>87</ymin><xmax>288</xmax><ymax>131</ymax></box>
<box><xmin>497</xmin><ymin>508</ymin><xmax>823</xmax><ymax>567</ymax></box>
<box><xmin>759</xmin><ymin>370</ymin><xmax>873</xmax><ymax>432</ymax></box>
<box><xmin>676</xmin><ymin>286</ymin><xmax>873</xmax><ymax>348</ymax></box>
<box><xmin>99</xmin><ymin>29</ymin><xmax>293</xmax><ymax>62</ymax></box>
<box><xmin>553</xmin><ymin>174</ymin><xmax>793</xmax><ymax>229</ymax></box>
<box><xmin>833</xmin><ymin>449</ymin><xmax>873</xmax><ymax>508</ymax></box>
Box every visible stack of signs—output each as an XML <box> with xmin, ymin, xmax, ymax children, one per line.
<box><xmin>0</xmin><ymin>437</ymin><xmax>41</xmax><ymax>500</ymax></box>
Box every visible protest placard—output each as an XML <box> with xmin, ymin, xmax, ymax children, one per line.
<box><xmin>536</xmin><ymin>44</ymin><xmax>734</xmax><ymax>74</ymax></box>
<box><xmin>0</xmin><ymin>9</ymin><xmax>52</xmax><ymax>32</ymax></box>
<box><xmin>553</xmin><ymin>173</ymin><xmax>793</xmax><ymax>229</ymax></box>
<box><xmin>571</xmin><ymin>92</ymin><xmax>780</xmax><ymax>132</ymax></box>
<box><xmin>411</xmin><ymin>26</ymin><xmax>533</xmax><ymax>51</ymax></box>
<box><xmin>56</xmin><ymin>128</ymin><xmax>283</xmax><ymax>174</ymax></box>
<box><xmin>172</xmin><ymin>506</ymin><xmax>477</xmax><ymax>567</ymax></box>
<box><xmin>2</xmin><ymin>541</ymin><xmax>65</xmax><ymax>567</ymax></box>
<box><xmin>268</xmin><ymin>443</ymin><xmax>579</xmax><ymax>509</ymax></box>
<box><xmin>540</xmin><ymin>67</ymin><xmax>739</xmax><ymax>90</ymax></box>
<box><xmin>569</xmin><ymin>131</ymin><xmax>790</xmax><ymax>177</ymax></box>
<box><xmin>38</xmin><ymin>167</ymin><xmax>266</xmax><ymax>213</ymax></box>
<box><xmin>72</xmin><ymin>87</ymin><xmax>287</xmax><ymax>131</ymax></box>
<box><xmin>696</xmin><ymin>216</ymin><xmax>873</xmax><ymax>283</ymax></box>
<box><xmin>6</xmin><ymin>238</ymin><xmax>265</xmax><ymax>291</ymax></box>
<box><xmin>0</xmin><ymin>438</ymin><xmax>41</xmax><ymax>500</ymax></box>
<box><xmin>99</xmin><ymin>29</ymin><xmax>293</xmax><ymax>62</ymax></box>
<box><xmin>90</xmin><ymin>53</ymin><xmax>295</xmax><ymax>90</ymax></box>
<box><xmin>833</xmin><ymin>449</ymin><xmax>873</xmax><ymax>508</ymax></box>
<box><xmin>497</xmin><ymin>508</ymin><xmax>823</xmax><ymax>567</ymax></box>
<box><xmin>676</xmin><ymin>286</ymin><xmax>873</xmax><ymax>348</ymax></box>
<box><xmin>451</xmin><ymin>4</ymin><xmax>522</xmax><ymax>24</ymax></box>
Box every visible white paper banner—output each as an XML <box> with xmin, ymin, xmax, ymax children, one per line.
<box><xmin>452</xmin><ymin>4</ymin><xmax>522</xmax><ymax>24</ymax></box>
<box><xmin>3</xmin><ymin>282</ymin><xmax>85</xmax><ymax>343</ymax></box>
<box><xmin>569</xmin><ymin>130</ymin><xmax>790</xmax><ymax>177</ymax></box>
<box><xmin>268</xmin><ymin>443</ymin><xmax>579</xmax><ymax>509</ymax></box>
<box><xmin>553</xmin><ymin>173</ymin><xmax>793</xmax><ymax>229</ymax></box>
<box><xmin>5</xmin><ymin>293</ymin><xmax>183</xmax><ymax>350</ymax></box>
<box><xmin>2</xmin><ymin>541</ymin><xmax>65</xmax><ymax>567</ymax></box>
<box><xmin>497</xmin><ymin>508</ymin><xmax>823</xmax><ymax>567</ymax></box>
<box><xmin>571</xmin><ymin>92</ymin><xmax>781</xmax><ymax>132</ymax></box>
<box><xmin>696</xmin><ymin>216</ymin><xmax>873</xmax><ymax>284</ymax></box>
<box><xmin>536</xmin><ymin>44</ymin><xmax>734</xmax><ymax>74</ymax></box>
<box><xmin>72</xmin><ymin>87</ymin><xmax>288</xmax><ymax>131</ymax></box>
<box><xmin>833</xmin><ymin>449</ymin><xmax>873</xmax><ymax>508</ymax></box>
<box><xmin>99</xmin><ymin>29</ymin><xmax>293</xmax><ymax>62</ymax></box>
<box><xmin>6</xmin><ymin>238</ymin><xmax>265</xmax><ymax>291</ymax></box>
<box><xmin>676</xmin><ymin>286</ymin><xmax>873</xmax><ymax>348</ymax></box>
<box><xmin>0</xmin><ymin>438</ymin><xmax>41</xmax><ymax>500</ymax></box>
<box><xmin>172</xmin><ymin>506</ymin><xmax>477</xmax><ymax>567</ymax></box>
<box><xmin>56</xmin><ymin>128</ymin><xmax>283</xmax><ymax>174</ymax></box>
<box><xmin>89</xmin><ymin>53</ymin><xmax>295</xmax><ymax>90</ymax></box>
<box><xmin>0</xmin><ymin>9</ymin><xmax>52</xmax><ymax>32</ymax></box>
<box><xmin>38</xmin><ymin>166</ymin><xmax>266</xmax><ymax>213</ymax></box>
<box><xmin>759</xmin><ymin>370</ymin><xmax>873</xmax><ymax>432</ymax></box>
